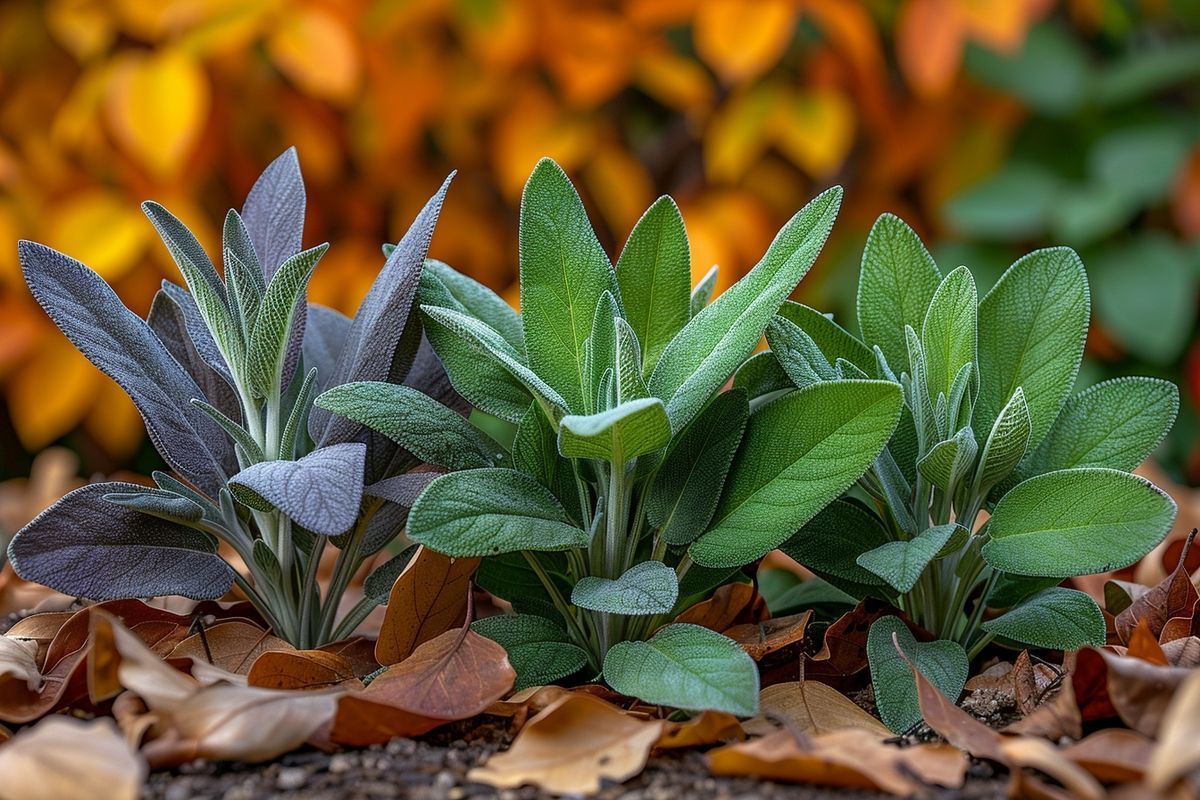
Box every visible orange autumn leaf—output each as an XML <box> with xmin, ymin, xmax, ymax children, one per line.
<box><xmin>374</xmin><ymin>546</ymin><xmax>479</xmax><ymax>667</ymax></box>
<box><xmin>266</xmin><ymin>6</ymin><xmax>361</xmax><ymax>104</ymax></box>
<box><xmin>694</xmin><ymin>0</ymin><xmax>798</xmax><ymax>84</ymax></box>
<box><xmin>246</xmin><ymin>649</ymin><xmax>362</xmax><ymax>691</ymax></box>
<box><xmin>167</xmin><ymin>620</ymin><xmax>294</xmax><ymax>674</ymax></box>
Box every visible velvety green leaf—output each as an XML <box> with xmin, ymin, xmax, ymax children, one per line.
<box><xmin>603</xmin><ymin>623</ymin><xmax>759</xmax><ymax>715</ymax></box>
<box><xmin>1090</xmin><ymin>124</ymin><xmax>1190</xmax><ymax>204</ymax></box>
<box><xmin>689</xmin><ymin>265</ymin><xmax>717</xmax><ymax>318</ymax></box>
<box><xmin>102</xmin><ymin>487</ymin><xmax>205</xmax><ymax>525</ymax></box>
<box><xmin>731</xmin><ymin>351</ymin><xmax>791</xmax><ymax>403</ymax></box>
<box><xmin>476</xmin><ymin>551</ymin><xmax>571</xmax><ymax>603</ymax></box>
<box><xmin>519</xmin><ymin>158</ymin><xmax>619</xmax><ymax>413</ymax></box>
<box><xmin>279</xmin><ymin>367</ymin><xmax>316</xmax><ymax>460</ymax></box>
<box><xmin>765</xmin><ymin>315</ymin><xmax>836</xmax><ymax>389</ymax></box>
<box><xmin>585</xmin><ymin>292</ymin><xmax>620</xmax><ymax>413</ymax></box>
<box><xmin>867</xmin><ymin>617</ymin><xmax>968</xmax><ymax>733</ymax></box>
<box><xmin>511</xmin><ymin>403</ymin><xmax>580</xmax><ymax>521</ymax></box>
<box><xmin>921</xmin><ymin>266</ymin><xmax>977</xmax><ymax>405</ymax></box>
<box><xmin>614</xmin><ymin>318</ymin><xmax>649</xmax><ymax>401</ymax></box>
<box><xmin>691</xmin><ymin>380</ymin><xmax>902</xmax><ymax>568</ymax></box>
<box><xmin>974</xmin><ymin>387</ymin><xmax>1031</xmax><ymax>491</ymax></box>
<box><xmin>472</xmin><ymin>614</ymin><xmax>588</xmax><ymax>690</ymax></box>
<box><xmin>649</xmin><ymin>187</ymin><xmax>842</xmax><ymax>431</ymax></box>
<box><xmin>8</xmin><ymin>483</ymin><xmax>232</xmax><ymax>601</ymax></box>
<box><xmin>191</xmin><ymin>397</ymin><xmax>265</xmax><ymax>464</ymax></box>
<box><xmin>777</xmin><ymin>301</ymin><xmax>874</xmax><ymax>373</ymax></box>
<box><xmin>917</xmin><ymin>427</ymin><xmax>978</xmax><ymax>493</ymax></box>
<box><xmin>647</xmin><ymin>389</ymin><xmax>748</xmax><ymax>546</ymax></box>
<box><xmin>572</xmin><ymin>561</ymin><xmax>678</xmax><ymax>616</ymax></box>
<box><xmin>779</xmin><ymin>499</ymin><xmax>891</xmax><ymax>589</ymax></box>
<box><xmin>855</xmin><ymin>525</ymin><xmax>965</xmax><ymax>594</ymax></box>
<box><xmin>222</xmin><ymin>210</ymin><xmax>265</xmax><ymax>335</ymax></box>
<box><xmin>981</xmin><ymin>587</ymin><xmax>1105</xmax><ymax>649</ymax></box>
<box><xmin>315</xmin><ymin>381</ymin><xmax>500</xmax><ymax>471</ymax></box>
<box><xmin>616</xmin><ymin>196</ymin><xmax>691</xmax><ymax>377</ymax></box>
<box><xmin>943</xmin><ymin>162</ymin><xmax>1062</xmax><ymax>240</ymax></box>
<box><xmin>985</xmin><ymin>574</ymin><xmax>1062</xmax><ymax>609</ymax></box>
<box><xmin>422</xmin><ymin>259</ymin><xmax>524</xmax><ymax>354</ymax></box>
<box><xmin>1025</xmin><ymin>377</ymin><xmax>1179</xmax><ymax>474</ymax></box>
<box><xmin>982</xmin><ymin>468</ymin><xmax>1176</xmax><ymax>578</ymax></box>
<box><xmin>976</xmin><ymin>247</ymin><xmax>1088</xmax><ymax>452</ymax></box>
<box><xmin>229</xmin><ymin>442</ymin><xmax>366</xmax><ymax>536</ymax></box>
<box><xmin>857</xmin><ymin>213</ymin><xmax>941</xmax><ymax>373</ymax></box>
<box><xmin>559</xmin><ymin>397</ymin><xmax>671</xmax><ymax>462</ymax></box>
<box><xmin>247</xmin><ymin>244</ymin><xmax>329</xmax><ymax>397</ymax></box>
<box><xmin>407</xmin><ymin>468</ymin><xmax>588</xmax><ymax>557</ymax></box>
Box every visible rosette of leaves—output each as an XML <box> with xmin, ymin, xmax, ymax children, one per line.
<box><xmin>9</xmin><ymin>149</ymin><xmax>470</xmax><ymax>649</ymax></box>
<box><xmin>764</xmin><ymin>213</ymin><xmax>1179</xmax><ymax>732</ymax></box>
<box><xmin>319</xmin><ymin>159</ymin><xmax>904</xmax><ymax>715</ymax></box>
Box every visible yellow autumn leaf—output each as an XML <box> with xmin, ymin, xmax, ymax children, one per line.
<box><xmin>704</xmin><ymin>84</ymin><xmax>779</xmax><ymax>183</ymax></box>
<box><xmin>770</xmin><ymin>88</ymin><xmax>855</xmax><ymax>178</ymax></box>
<box><xmin>633</xmin><ymin>47</ymin><xmax>715</xmax><ymax>116</ymax></box>
<box><xmin>103</xmin><ymin>49</ymin><xmax>210</xmax><ymax>179</ymax></box>
<box><xmin>44</xmin><ymin>0</ymin><xmax>116</xmax><ymax>62</ymax></box>
<box><xmin>266</xmin><ymin>6</ymin><xmax>361</xmax><ymax>104</ymax></box>
<box><xmin>82</xmin><ymin>379</ymin><xmax>144</xmax><ymax>459</ymax></box>
<box><xmin>9</xmin><ymin>337</ymin><xmax>98</xmax><ymax>451</ymax></box>
<box><xmin>583</xmin><ymin>144</ymin><xmax>655</xmax><ymax>238</ymax></box>
<box><xmin>694</xmin><ymin>0</ymin><xmax>798</xmax><ymax>84</ymax></box>
<box><xmin>46</xmin><ymin>190</ymin><xmax>147</xmax><ymax>281</ymax></box>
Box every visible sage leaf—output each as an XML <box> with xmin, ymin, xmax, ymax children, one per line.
<box><xmin>559</xmin><ymin>397</ymin><xmax>672</xmax><ymax>462</ymax></box>
<box><xmin>363</xmin><ymin>545</ymin><xmax>419</xmax><ymax>603</ymax></box>
<box><xmin>780</xmin><ymin>499</ymin><xmax>891</xmax><ymax>589</ymax></box>
<box><xmin>102</xmin><ymin>487</ymin><xmax>206</xmax><ymax>525</ymax></box>
<box><xmin>765</xmin><ymin>314</ymin><xmax>837</xmax><ymax>388</ymax></box>
<box><xmin>647</xmin><ymin>389</ymin><xmax>749</xmax><ymax>547</ymax></box>
<box><xmin>974</xmin><ymin>387</ymin><xmax>1032</xmax><ymax>491</ymax></box>
<box><xmin>855</xmin><ymin>524</ymin><xmax>965</xmax><ymax>594</ymax></box>
<box><xmin>690</xmin><ymin>380</ymin><xmax>902</xmax><ymax>568</ymax></box>
<box><xmin>917</xmin><ymin>427</ymin><xmax>978</xmax><ymax>493</ymax></box>
<box><xmin>520</xmin><ymin>158</ymin><xmax>619</xmax><ymax>413</ymax></box>
<box><xmin>857</xmin><ymin>213</ymin><xmax>942</xmax><ymax>373</ymax></box>
<box><xmin>982</xmin><ymin>467</ymin><xmax>1176</xmax><ymax>577</ymax></box>
<box><xmin>571</xmin><ymin>561</ymin><xmax>678</xmax><ymax>616</ymax></box>
<box><xmin>241</xmin><ymin>146</ymin><xmax>306</xmax><ymax>279</ymax></box>
<box><xmin>981</xmin><ymin>587</ymin><xmax>1105</xmax><ymax>649</ymax></box>
<box><xmin>407</xmin><ymin>468</ymin><xmax>588</xmax><ymax>557</ymax></box>
<box><xmin>649</xmin><ymin>186</ymin><xmax>842</xmax><ymax>432</ymax></box>
<box><xmin>976</xmin><ymin>247</ymin><xmax>1088</xmax><ymax>452</ymax></box>
<box><xmin>921</xmin><ymin>266</ymin><xmax>977</xmax><ymax>404</ymax></box>
<box><xmin>303</xmin><ymin>305</ymin><xmax>350</xmax><ymax>396</ymax></box>
<box><xmin>229</xmin><ymin>442</ymin><xmax>367</xmax><ymax>536</ymax></box>
<box><xmin>246</xmin><ymin>243</ymin><xmax>329</xmax><ymax>397</ymax></box>
<box><xmin>315</xmin><ymin>381</ymin><xmax>500</xmax><ymax>471</ymax></box>
<box><xmin>8</xmin><ymin>483</ymin><xmax>233</xmax><ymax>601</ymax></box>
<box><xmin>422</xmin><ymin>259</ymin><xmax>525</xmax><ymax>354</ymax></box>
<box><xmin>472</xmin><ymin>615</ymin><xmax>588</xmax><ymax>690</ymax></box>
<box><xmin>364</xmin><ymin>472</ymin><xmax>442</xmax><ymax>508</ymax></box>
<box><xmin>602</xmin><ymin>623</ymin><xmax>759</xmax><ymax>715</ymax></box>
<box><xmin>585</xmin><ymin>292</ymin><xmax>620</xmax><ymax>412</ymax></box>
<box><xmin>689</xmin><ymin>265</ymin><xmax>717</xmax><ymax>317</ymax></box>
<box><xmin>1024</xmin><ymin>376</ymin><xmax>1179</xmax><ymax>474</ymax></box>
<box><xmin>867</xmin><ymin>617</ymin><xmax>968</xmax><ymax>733</ymax></box>
<box><xmin>777</xmin><ymin>301</ymin><xmax>874</xmax><ymax>373</ymax></box>
<box><xmin>615</xmin><ymin>196</ymin><xmax>691</xmax><ymax>377</ymax></box>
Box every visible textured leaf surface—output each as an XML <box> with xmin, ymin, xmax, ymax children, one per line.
<box><xmin>615</xmin><ymin>196</ymin><xmax>691</xmax><ymax>376</ymax></box>
<box><xmin>302</xmin><ymin>304</ymin><xmax>350</xmax><ymax>395</ymax></box>
<box><xmin>246</xmin><ymin>243</ymin><xmax>328</xmax><ymax>396</ymax></box>
<box><xmin>918</xmin><ymin>427</ymin><xmax>977</xmax><ymax>492</ymax></box>
<box><xmin>982</xmin><ymin>587</ymin><xmax>1105</xmax><ymax>649</ymax></box>
<box><xmin>975</xmin><ymin>388</ymin><xmax>1031</xmax><ymax>490</ymax></box>
<box><xmin>422</xmin><ymin>259</ymin><xmax>525</xmax><ymax>354</ymax></box>
<box><xmin>780</xmin><ymin>500</ymin><xmax>891</xmax><ymax>589</ymax></box>
<box><xmin>472</xmin><ymin>615</ymin><xmax>588</xmax><ymax>690</ymax></box>
<box><xmin>982</xmin><ymin>468</ymin><xmax>1176</xmax><ymax>577</ymax></box>
<box><xmin>777</xmin><ymin>301</ymin><xmax>874</xmax><ymax>373</ymax></box>
<box><xmin>603</xmin><ymin>623</ymin><xmax>759</xmax><ymax>715</ymax></box>
<box><xmin>19</xmin><ymin>242</ymin><xmax>229</xmax><ymax>496</ymax></box>
<box><xmin>229</xmin><ymin>442</ymin><xmax>366</xmax><ymax>536</ymax></box>
<box><xmin>1024</xmin><ymin>377</ymin><xmax>1179</xmax><ymax>474</ymax></box>
<box><xmin>647</xmin><ymin>389</ymin><xmax>748</xmax><ymax>546</ymax></box>
<box><xmin>976</xmin><ymin>247</ymin><xmax>1089</xmax><ymax>451</ymax></box>
<box><xmin>856</xmin><ymin>524</ymin><xmax>964</xmax><ymax>594</ymax></box>
<box><xmin>649</xmin><ymin>187</ymin><xmax>842</xmax><ymax>431</ymax></box>
<box><xmin>519</xmin><ymin>159</ymin><xmax>618</xmax><ymax>413</ymax></box>
<box><xmin>691</xmin><ymin>380</ymin><xmax>902</xmax><ymax>568</ymax></box>
<box><xmin>316</xmin><ymin>381</ymin><xmax>499</xmax><ymax>471</ymax></box>
<box><xmin>857</xmin><ymin>214</ymin><xmax>941</xmax><ymax>372</ymax></box>
<box><xmin>407</xmin><ymin>469</ymin><xmax>588</xmax><ymax>557</ymax></box>
<box><xmin>765</xmin><ymin>315</ymin><xmax>836</xmax><ymax>389</ymax></box>
<box><xmin>572</xmin><ymin>561</ymin><xmax>679</xmax><ymax>616</ymax></box>
<box><xmin>558</xmin><ymin>397</ymin><xmax>671</xmax><ymax>462</ymax></box>
<box><xmin>8</xmin><ymin>482</ymin><xmax>232</xmax><ymax>600</ymax></box>
<box><xmin>921</xmin><ymin>266</ymin><xmax>977</xmax><ymax>404</ymax></box>
<box><xmin>241</xmin><ymin>147</ymin><xmax>306</xmax><ymax>279</ymax></box>
<box><xmin>867</xmin><ymin>617</ymin><xmax>968</xmax><ymax>733</ymax></box>
<box><xmin>102</xmin><ymin>487</ymin><xmax>205</xmax><ymax>525</ymax></box>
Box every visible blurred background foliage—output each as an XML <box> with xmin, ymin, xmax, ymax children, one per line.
<box><xmin>1</xmin><ymin>0</ymin><xmax>1200</xmax><ymax>486</ymax></box>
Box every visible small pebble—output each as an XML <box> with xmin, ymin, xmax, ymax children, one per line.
<box><xmin>276</xmin><ymin>767</ymin><xmax>309</xmax><ymax>791</ymax></box>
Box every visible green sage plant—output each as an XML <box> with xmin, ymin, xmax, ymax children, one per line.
<box><xmin>316</xmin><ymin>158</ymin><xmax>905</xmax><ymax>715</ymax></box>
<box><xmin>760</xmin><ymin>213</ymin><xmax>1179</xmax><ymax>732</ymax></box>
<box><xmin>9</xmin><ymin>149</ymin><xmax>464</xmax><ymax>648</ymax></box>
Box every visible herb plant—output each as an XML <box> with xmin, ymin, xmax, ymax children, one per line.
<box><xmin>320</xmin><ymin>159</ymin><xmax>905</xmax><ymax>715</ymax></box>
<box><xmin>766</xmin><ymin>214</ymin><xmax>1179</xmax><ymax>731</ymax></box>
<box><xmin>9</xmin><ymin>149</ymin><xmax>464</xmax><ymax>649</ymax></box>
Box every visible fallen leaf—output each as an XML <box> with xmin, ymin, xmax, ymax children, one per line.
<box><xmin>1115</xmin><ymin>530</ymin><xmax>1198</xmax><ymax>644</ymax></box>
<box><xmin>167</xmin><ymin>621</ymin><xmax>293</xmax><ymax>674</ymax></box>
<box><xmin>331</xmin><ymin>627</ymin><xmax>514</xmax><ymax>746</ymax></box>
<box><xmin>803</xmin><ymin>600</ymin><xmax>920</xmax><ymax>689</ymax></box>
<box><xmin>1011</xmin><ymin>650</ymin><xmax>1061</xmax><ymax>715</ymax></box>
<box><xmin>375</xmin><ymin>547</ymin><xmax>479</xmax><ymax>666</ymax></box>
<box><xmin>965</xmin><ymin>660</ymin><xmax>1014</xmax><ymax>691</ymax></box>
<box><xmin>1003</xmin><ymin>676</ymin><xmax>1081</xmax><ymax>741</ymax></box>
<box><xmin>0</xmin><ymin>637</ymin><xmax>40</xmax><ymax>690</ymax></box>
<box><xmin>707</xmin><ymin>727</ymin><xmax>966</xmax><ymax>794</ymax></box>
<box><xmin>1148</xmin><ymin>663</ymin><xmax>1200</xmax><ymax>792</ymax></box>
<box><xmin>1127</xmin><ymin>619</ymin><xmax>1170</xmax><ymax>665</ymax></box>
<box><xmin>4</xmin><ymin>611</ymin><xmax>73</xmax><ymax>662</ymax></box>
<box><xmin>746</xmin><ymin>680</ymin><xmax>890</xmax><ymax>738</ymax></box>
<box><xmin>656</xmin><ymin>711</ymin><xmax>744</xmax><ymax>749</ymax></box>
<box><xmin>317</xmin><ymin>638</ymin><xmax>381</xmax><ymax>677</ymax></box>
<box><xmin>247</xmin><ymin>650</ymin><xmax>362</xmax><ymax>690</ymax></box>
<box><xmin>468</xmin><ymin>693</ymin><xmax>665</xmax><ymax>795</ymax></box>
<box><xmin>1064</xmin><ymin>728</ymin><xmax>1153</xmax><ymax>784</ymax></box>
<box><xmin>1163</xmin><ymin>636</ymin><xmax>1200</xmax><ymax>667</ymax></box>
<box><xmin>1073</xmin><ymin>646</ymin><xmax>1190</xmax><ymax>737</ymax></box>
<box><xmin>674</xmin><ymin>582</ymin><xmax>767</xmax><ymax>632</ymax></box>
<box><xmin>724</xmin><ymin>610</ymin><xmax>811</xmax><ymax>660</ymax></box>
<box><xmin>999</xmin><ymin>736</ymin><xmax>1104</xmax><ymax>800</ymax></box>
<box><xmin>0</xmin><ymin>716</ymin><xmax>145</xmax><ymax>800</ymax></box>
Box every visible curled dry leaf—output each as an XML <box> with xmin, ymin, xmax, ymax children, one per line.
<box><xmin>317</xmin><ymin>638</ymin><xmax>381</xmax><ymax>677</ymax></box>
<box><xmin>745</xmin><ymin>680</ymin><xmax>890</xmax><ymax>738</ymax></box>
<box><xmin>674</xmin><ymin>582</ymin><xmax>767</xmax><ymax>632</ymax></box>
<box><xmin>1148</xmin><ymin>664</ymin><xmax>1200</xmax><ymax>792</ymax></box>
<box><xmin>1127</xmin><ymin>619</ymin><xmax>1169</xmax><ymax>665</ymax></box>
<box><xmin>0</xmin><ymin>716</ymin><xmax>145</xmax><ymax>800</ymax></box>
<box><xmin>724</xmin><ymin>610</ymin><xmax>811</xmax><ymax>660</ymax></box>
<box><xmin>1073</xmin><ymin>646</ymin><xmax>1190</xmax><ymax>737</ymax></box>
<box><xmin>707</xmin><ymin>727</ymin><xmax>966</xmax><ymax>795</ymax></box>
<box><xmin>0</xmin><ymin>637</ymin><xmax>41</xmax><ymax>690</ymax></box>
<box><xmin>167</xmin><ymin>620</ymin><xmax>293</xmax><ymax>674</ymax></box>
<box><xmin>1115</xmin><ymin>529</ymin><xmax>1199</xmax><ymax>644</ymax></box>
<box><xmin>4</xmin><ymin>612</ymin><xmax>73</xmax><ymax>663</ymax></box>
<box><xmin>803</xmin><ymin>600</ymin><xmax>919</xmax><ymax>689</ymax></box>
<box><xmin>1162</xmin><ymin>635</ymin><xmax>1200</xmax><ymax>667</ymax></box>
<box><xmin>1063</xmin><ymin>729</ymin><xmax>1154</xmax><ymax>784</ymax></box>
<box><xmin>247</xmin><ymin>650</ymin><xmax>362</xmax><ymax>690</ymax></box>
<box><xmin>375</xmin><ymin>546</ymin><xmax>479</xmax><ymax>666</ymax></box>
<box><xmin>656</xmin><ymin>711</ymin><xmax>744</xmax><ymax>750</ymax></box>
<box><xmin>331</xmin><ymin>627</ymin><xmax>514</xmax><ymax>746</ymax></box>
<box><xmin>468</xmin><ymin>693</ymin><xmax>665</xmax><ymax>796</ymax></box>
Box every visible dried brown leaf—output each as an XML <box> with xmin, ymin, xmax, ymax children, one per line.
<box><xmin>468</xmin><ymin>693</ymin><xmax>665</xmax><ymax>795</ymax></box>
<box><xmin>246</xmin><ymin>650</ymin><xmax>362</xmax><ymax>690</ymax></box>
<box><xmin>375</xmin><ymin>547</ymin><xmax>479</xmax><ymax>666</ymax></box>
<box><xmin>724</xmin><ymin>610</ymin><xmax>811</xmax><ymax>661</ymax></box>
<box><xmin>0</xmin><ymin>716</ymin><xmax>145</xmax><ymax>800</ymax></box>
<box><xmin>167</xmin><ymin>620</ymin><xmax>293</xmax><ymax>674</ymax></box>
<box><xmin>1063</xmin><ymin>729</ymin><xmax>1153</xmax><ymax>784</ymax></box>
<box><xmin>0</xmin><ymin>637</ymin><xmax>41</xmax><ymax>691</ymax></box>
<box><xmin>1148</xmin><ymin>665</ymin><xmax>1200</xmax><ymax>792</ymax></box>
<box><xmin>674</xmin><ymin>582</ymin><xmax>766</xmax><ymax>632</ymax></box>
<box><xmin>656</xmin><ymin>710</ymin><xmax>744</xmax><ymax>750</ymax></box>
<box><xmin>1115</xmin><ymin>530</ymin><xmax>1198</xmax><ymax>645</ymax></box>
<box><xmin>746</xmin><ymin>680</ymin><xmax>890</xmax><ymax>738</ymax></box>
